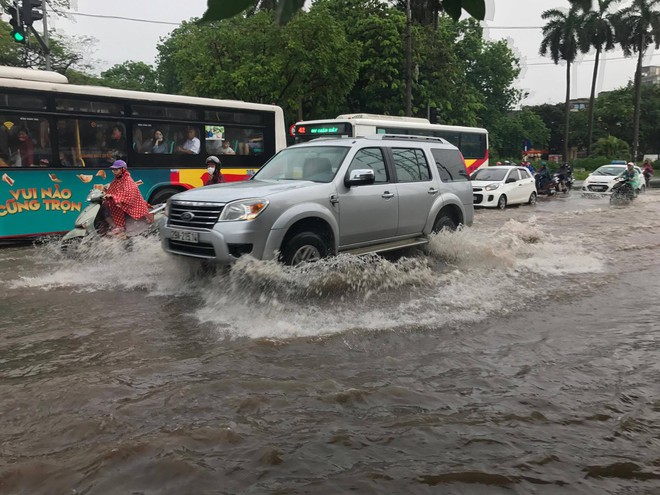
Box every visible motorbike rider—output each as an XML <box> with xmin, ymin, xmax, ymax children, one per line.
<box><xmin>557</xmin><ymin>162</ymin><xmax>572</xmax><ymax>192</ymax></box>
<box><xmin>617</xmin><ymin>162</ymin><xmax>640</xmax><ymax>196</ymax></box>
<box><xmin>103</xmin><ymin>159</ymin><xmax>152</xmax><ymax>236</ymax></box>
<box><xmin>535</xmin><ymin>162</ymin><xmax>552</xmax><ymax>191</ymax></box>
<box><xmin>642</xmin><ymin>159</ymin><xmax>654</xmax><ymax>186</ymax></box>
<box><xmin>204</xmin><ymin>155</ymin><xmax>224</xmax><ymax>185</ymax></box>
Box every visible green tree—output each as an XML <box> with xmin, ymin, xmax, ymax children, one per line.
<box><xmin>540</xmin><ymin>4</ymin><xmax>582</xmax><ymax>161</ymax></box>
<box><xmin>526</xmin><ymin>103</ymin><xmax>564</xmax><ymax>155</ymax></box>
<box><xmin>100</xmin><ymin>61</ymin><xmax>159</xmax><ymax>92</ymax></box>
<box><xmin>0</xmin><ymin>19</ymin><xmax>93</xmax><ymax>74</ymax></box>
<box><xmin>611</xmin><ymin>0</ymin><xmax>660</xmax><ymax>161</ymax></box>
<box><xmin>489</xmin><ymin>109</ymin><xmax>550</xmax><ymax>159</ymax></box>
<box><xmin>157</xmin><ymin>10</ymin><xmax>358</xmax><ymax>123</ymax></box>
<box><xmin>577</xmin><ymin>0</ymin><xmax>619</xmax><ymax>156</ymax></box>
<box><xmin>591</xmin><ymin>135</ymin><xmax>630</xmax><ymax>157</ymax></box>
<box><xmin>200</xmin><ymin>0</ymin><xmax>485</xmax><ymax>24</ymax></box>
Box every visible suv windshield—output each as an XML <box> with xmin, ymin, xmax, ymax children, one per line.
<box><xmin>253</xmin><ymin>145</ymin><xmax>349</xmax><ymax>182</ymax></box>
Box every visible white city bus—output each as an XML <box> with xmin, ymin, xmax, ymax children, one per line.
<box><xmin>292</xmin><ymin>113</ymin><xmax>488</xmax><ymax>174</ymax></box>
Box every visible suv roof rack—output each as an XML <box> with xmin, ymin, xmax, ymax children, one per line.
<box><xmin>372</xmin><ymin>134</ymin><xmax>448</xmax><ymax>144</ymax></box>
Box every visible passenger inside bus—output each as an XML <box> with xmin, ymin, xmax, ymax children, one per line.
<box><xmin>175</xmin><ymin>127</ymin><xmax>200</xmax><ymax>154</ymax></box>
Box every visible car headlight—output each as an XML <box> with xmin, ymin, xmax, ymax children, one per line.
<box><xmin>484</xmin><ymin>183</ymin><xmax>500</xmax><ymax>191</ymax></box>
<box><xmin>219</xmin><ymin>198</ymin><xmax>269</xmax><ymax>221</ymax></box>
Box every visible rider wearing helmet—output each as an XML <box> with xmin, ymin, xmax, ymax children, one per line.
<box><xmin>103</xmin><ymin>159</ymin><xmax>151</xmax><ymax>235</ymax></box>
<box><xmin>204</xmin><ymin>155</ymin><xmax>224</xmax><ymax>185</ymax></box>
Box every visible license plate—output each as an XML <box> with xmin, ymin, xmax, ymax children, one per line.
<box><xmin>170</xmin><ymin>229</ymin><xmax>199</xmax><ymax>243</ymax></box>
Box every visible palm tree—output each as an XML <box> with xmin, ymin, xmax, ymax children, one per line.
<box><xmin>577</xmin><ymin>0</ymin><xmax>619</xmax><ymax>157</ymax></box>
<box><xmin>540</xmin><ymin>5</ymin><xmax>582</xmax><ymax>162</ymax></box>
<box><xmin>611</xmin><ymin>0</ymin><xmax>660</xmax><ymax>162</ymax></box>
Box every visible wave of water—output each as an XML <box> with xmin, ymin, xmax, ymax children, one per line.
<box><xmin>11</xmin><ymin>218</ymin><xmax>605</xmax><ymax>339</ymax></box>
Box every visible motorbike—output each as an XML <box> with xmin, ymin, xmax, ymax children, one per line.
<box><xmin>643</xmin><ymin>170</ymin><xmax>653</xmax><ymax>188</ymax></box>
<box><xmin>609</xmin><ymin>177</ymin><xmax>635</xmax><ymax>205</ymax></box>
<box><xmin>554</xmin><ymin>172</ymin><xmax>574</xmax><ymax>193</ymax></box>
<box><xmin>535</xmin><ymin>173</ymin><xmax>558</xmax><ymax>196</ymax></box>
<box><xmin>60</xmin><ymin>188</ymin><xmax>166</xmax><ymax>250</ymax></box>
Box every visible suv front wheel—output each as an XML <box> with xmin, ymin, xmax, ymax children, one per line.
<box><xmin>281</xmin><ymin>232</ymin><xmax>329</xmax><ymax>266</ymax></box>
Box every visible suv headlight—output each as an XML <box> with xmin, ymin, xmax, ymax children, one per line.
<box><xmin>485</xmin><ymin>183</ymin><xmax>500</xmax><ymax>191</ymax></box>
<box><xmin>219</xmin><ymin>198</ymin><xmax>269</xmax><ymax>221</ymax></box>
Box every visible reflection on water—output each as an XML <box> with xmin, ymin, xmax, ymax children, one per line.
<box><xmin>1</xmin><ymin>191</ymin><xmax>659</xmax><ymax>494</ymax></box>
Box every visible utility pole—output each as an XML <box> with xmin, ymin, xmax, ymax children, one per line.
<box><xmin>405</xmin><ymin>0</ymin><xmax>412</xmax><ymax>117</ymax></box>
<box><xmin>42</xmin><ymin>0</ymin><xmax>50</xmax><ymax>70</ymax></box>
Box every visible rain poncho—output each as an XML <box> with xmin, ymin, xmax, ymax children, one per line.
<box><xmin>105</xmin><ymin>170</ymin><xmax>150</xmax><ymax>228</ymax></box>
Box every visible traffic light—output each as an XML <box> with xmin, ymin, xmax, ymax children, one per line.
<box><xmin>21</xmin><ymin>0</ymin><xmax>43</xmax><ymax>27</ymax></box>
<box><xmin>429</xmin><ymin>107</ymin><xmax>439</xmax><ymax>124</ymax></box>
<box><xmin>7</xmin><ymin>5</ymin><xmax>26</xmax><ymax>44</ymax></box>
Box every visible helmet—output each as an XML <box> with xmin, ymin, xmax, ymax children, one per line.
<box><xmin>627</xmin><ymin>162</ymin><xmax>634</xmax><ymax>166</ymax></box>
<box><xmin>109</xmin><ymin>159</ymin><xmax>127</xmax><ymax>169</ymax></box>
<box><xmin>206</xmin><ymin>155</ymin><xmax>220</xmax><ymax>165</ymax></box>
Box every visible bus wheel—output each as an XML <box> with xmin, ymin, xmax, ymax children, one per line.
<box><xmin>150</xmin><ymin>187</ymin><xmax>180</xmax><ymax>205</ymax></box>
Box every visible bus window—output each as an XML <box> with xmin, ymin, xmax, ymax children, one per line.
<box><xmin>460</xmin><ymin>133</ymin><xmax>485</xmax><ymax>159</ymax></box>
<box><xmin>205</xmin><ymin>125</ymin><xmax>264</xmax><ymax>156</ymax></box>
<box><xmin>57</xmin><ymin>118</ymin><xmax>127</xmax><ymax>167</ymax></box>
<box><xmin>434</xmin><ymin>131</ymin><xmax>460</xmax><ymax>148</ymax></box>
<box><xmin>132</xmin><ymin>104</ymin><xmax>199</xmax><ymax>121</ymax></box>
<box><xmin>55</xmin><ymin>99</ymin><xmax>124</xmax><ymax>116</ymax></box>
<box><xmin>0</xmin><ymin>115</ymin><xmax>51</xmax><ymax>167</ymax></box>
<box><xmin>0</xmin><ymin>93</ymin><xmax>48</xmax><ymax>110</ymax></box>
<box><xmin>133</xmin><ymin>123</ymin><xmax>176</xmax><ymax>154</ymax></box>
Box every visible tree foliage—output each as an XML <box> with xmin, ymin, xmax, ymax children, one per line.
<box><xmin>540</xmin><ymin>4</ymin><xmax>582</xmax><ymax>161</ymax></box>
<box><xmin>156</xmin><ymin>1</ymin><xmax>521</xmax><ymax>130</ymax></box>
<box><xmin>0</xmin><ymin>19</ymin><xmax>93</xmax><ymax>74</ymax></box>
<box><xmin>591</xmin><ymin>135</ymin><xmax>630</xmax><ymax>157</ymax></box>
<box><xmin>611</xmin><ymin>0</ymin><xmax>660</xmax><ymax>160</ymax></box>
<box><xmin>101</xmin><ymin>61</ymin><xmax>159</xmax><ymax>92</ymax></box>
<box><xmin>200</xmin><ymin>0</ymin><xmax>486</xmax><ymax>24</ymax></box>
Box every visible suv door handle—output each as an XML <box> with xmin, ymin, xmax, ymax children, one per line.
<box><xmin>428</xmin><ymin>187</ymin><xmax>439</xmax><ymax>195</ymax></box>
<box><xmin>382</xmin><ymin>191</ymin><xmax>395</xmax><ymax>199</ymax></box>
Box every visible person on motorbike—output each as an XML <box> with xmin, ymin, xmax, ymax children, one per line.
<box><xmin>617</xmin><ymin>162</ymin><xmax>640</xmax><ymax>197</ymax></box>
<box><xmin>557</xmin><ymin>162</ymin><xmax>572</xmax><ymax>192</ymax></box>
<box><xmin>103</xmin><ymin>160</ymin><xmax>152</xmax><ymax>236</ymax></box>
<box><xmin>642</xmin><ymin>159</ymin><xmax>654</xmax><ymax>187</ymax></box>
<box><xmin>204</xmin><ymin>155</ymin><xmax>224</xmax><ymax>185</ymax></box>
<box><xmin>536</xmin><ymin>162</ymin><xmax>552</xmax><ymax>191</ymax></box>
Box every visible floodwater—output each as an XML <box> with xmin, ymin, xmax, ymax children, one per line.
<box><xmin>1</xmin><ymin>191</ymin><xmax>659</xmax><ymax>494</ymax></box>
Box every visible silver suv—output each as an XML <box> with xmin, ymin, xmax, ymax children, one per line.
<box><xmin>160</xmin><ymin>135</ymin><xmax>474</xmax><ymax>265</ymax></box>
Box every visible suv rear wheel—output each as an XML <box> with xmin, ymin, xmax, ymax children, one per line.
<box><xmin>281</xmin><ymin>232</ymin><xmax>329</xmax><ymax>266</ymax></box>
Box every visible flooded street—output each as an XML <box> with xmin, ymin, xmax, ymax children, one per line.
<box><xmin>1</xmin><ymin>191</ymin><xmax>660</xmax><ymax>494</ymax></box>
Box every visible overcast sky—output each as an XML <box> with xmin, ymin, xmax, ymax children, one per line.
<box><xmin>41</xmin><ymin>0</ymin><xmax>659</xmax><ymax>107</ymax></box>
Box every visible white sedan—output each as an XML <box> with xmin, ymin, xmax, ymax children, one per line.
<box><xmin>581</xmin><ymin>163</ymin><xmax>646</xmax><ymax>195</ymax></box>
<box><xmin>471</xmin><ymin>166</ymin><xmax>537</xmax><ymax>209</ymax></box>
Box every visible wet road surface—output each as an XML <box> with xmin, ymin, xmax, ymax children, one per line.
<box><xmin>1</xmin><ymin>191</ymin><xmax>659</xmax><ymax>494</ymax></box>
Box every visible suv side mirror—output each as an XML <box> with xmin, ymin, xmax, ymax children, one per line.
<box><xmin>345</xmin><ymin>169</ymin><xmax>375</xmax><ymax>187</ymax></box>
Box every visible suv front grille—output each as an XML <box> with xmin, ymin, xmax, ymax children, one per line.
<box><xmin>168</xmin><ymin>201</ymin><xmax>224</xmax><ymax>229</ymax></box>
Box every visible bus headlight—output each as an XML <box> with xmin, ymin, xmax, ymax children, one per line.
<box><xmin>219</xmin><ymin>198</ymin><xmax>269</xmax><ymax>221</ymax></box>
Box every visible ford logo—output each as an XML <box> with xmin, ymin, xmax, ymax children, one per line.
<box><xmin>180</xmin><ymin>211</ymin><xmax>195</xmax><ymax>221</ymax></box>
